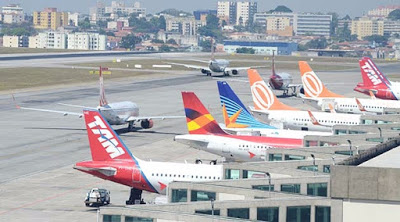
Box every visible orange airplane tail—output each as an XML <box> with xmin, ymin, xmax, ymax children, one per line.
<box><xmin>299</xmin><ymin>61</ymin><xmax>344</xmax><ymax>98</ymax></box>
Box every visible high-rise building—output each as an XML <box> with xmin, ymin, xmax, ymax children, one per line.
<box><xmin>217</xmin><ymin>1</ymin><xmax>237</xmax><ymax>25</ymax></box>
<box><xmin>383</xmin><ymin>20</ymin><xmax>400</xmax><ymax>36</ymax></box>
<box><xmin>266</xmin><ymin>16</ymin><xmax>293</xmax><ymax>37</ymax></box>
<box><xmin>67</xmin><ymin>32</ymin><xmax>106</xmax><ymax>50</ymax></box>
<box><xmin>236</xmin><ymin>2</ymin><xmax>257</xmax><ymax>26</ymax></box>
<box><xmin>1</xmin><ymin>4</ymin><xmax>24</xmax><ymax>24</ymax></box>
<box><xmin>351</xmin><ymin>17</ymin><xmax>384</xmax><ymax>40</ymax></box>
<box><xmin>293</xmin><ymin>13</ymin><xmax>332</xmax><ymax>37</ymax></box>
<box><xmin>90</xmin><ymin>1</ymin><xmax>145</xmax><ymax>23</ymax></box>
<box><xmin>367</xmin><ymin>6</ymin><xmax>400</xmax><ymax>18</ymax></box>
<box><xmin>33</xmin><ymin>8</ymin><xmax>68</xmax><ymax>30</ymax></box>
<box><xmin>165</xmin><ymin>16</ymin><xmax>205</xmax><ymax>36</ymax></box>
<box><xmin>193</xmin><ymin>10</ymin><xmax>217</xmax><ymax>22</ymax></box>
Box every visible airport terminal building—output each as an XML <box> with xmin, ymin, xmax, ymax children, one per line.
<box><xmin>223</xmin><ymin>40</ymin><xmax>298</xmax><ymax>55</ymax></box>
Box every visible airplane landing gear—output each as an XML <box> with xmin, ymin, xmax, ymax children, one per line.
<box><xmin>128</xmin><ymin>121</ymin><xmax>135</xmax><ymax>131</ymax></box>
<box><xmin>126</xmin><ymin>188</ymin><xmax>145</xmax><ymax>205</ymax></box>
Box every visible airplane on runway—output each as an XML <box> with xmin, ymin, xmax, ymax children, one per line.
<box><xmin>354</xmin><ymin>57</ymin><xmax>400</xmax><ymax>100</ymax></box>
<box><xmin>247</xmin><ymin>69</ymin><xmax>362</xmax><ymax>132</ymax></box>
<box><xmin>168</xmin><ymin>39</ymin><xmax>260</xmax><ymax>77</ymax></box>
<box><xmin>299</xmin><ymin>61</ymin><xmax>400</xmax><ymax>114</ymax></box>
<box><xmin>174</xmin><ymin>92</ymin><xmax>304</xmax><ymax>162</ymax></box>
<box><xmin>217</xmin><ymin>81</ymin><xmax>331</xmax><ymax>137</ymax></box>
<box><xmin>74</xmin><ymin>109</ymin><xmax>223</xmax><ymax>204</ymax></box>
<box><xmin>14</xmin><ymin>67</ymin><xmax>183</xmax><ymax>131</ymax></box>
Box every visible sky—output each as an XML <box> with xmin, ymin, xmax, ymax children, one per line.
<box><xmin>1</xmin><ymin>0</ymin><xmax>400</xmax><ymax>18</ymax></box>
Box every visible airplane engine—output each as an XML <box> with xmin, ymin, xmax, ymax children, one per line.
<box><xmin>141</xmin><ymin>119</ymin><xmax>154</xmax><ymax>129</ymax></box>
<box><xmin>231</xmin><ymin>70</ymin><xmax>238</xmax><ymax>75</ymax></box>
<box><xmin>201</xmin><ymin>69</ymin><xmax>208</xmax><ymax>74</ymax></box>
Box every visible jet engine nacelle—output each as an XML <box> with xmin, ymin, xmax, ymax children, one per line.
<box><xmin>231</xmin><ymin>70</ymin><xmax>238</xmax><ymax>75</ymax></box>
<box><xmin>141</xmin><ymin>119</ymin><xmax>154</xmax><ymax>129</ymax></box>
<box><xmin>201</xmin><ymin>69</ymin><xmax>208</xmax><ymax>74</ymax></box>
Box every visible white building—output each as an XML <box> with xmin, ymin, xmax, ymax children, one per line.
<box><xmin>68</xmin><ymin>12</ymin><xmax>80</xmax><ymax>26</ymax></box>
<box><xmin>367</xmin><ymin>6</ymin><xmax>400</xmax><ymax>18</ymax></box>
<box><xmin>67</xmin><ymin>33</ymin><xmax>106</xmax><ymax>50</ymax></box>
<box><xmin>293</xmin><ymin>13</ymin><xmax>332</xmax><ymax>37</ymax></box>
<box><xmin>3</xmin><ymin>36</ymin><xmax>28</xmax><ymax>47</ymax></box>
<box><xmin>236</xmin><ymin>1</ymin><xmax>257</xmax><ymax>26</ymax></box>
<box><xmin>384</xmin><ymin>20</ymin><xmax>400</xmax><ymax>36</ymax></box>
<box><xmin>165</xmin><ymin>16</ymin><xmax>205</xmax><ymax>36</ymax></box>
<box><xmin>29</xmin><ymin>32</ymin><xmax>67</xmax><ymax>49</ymax></box>
<box><xmin>217</xmin><ymin>1</ymin><xmax>237</xmax><ymax>25</ymax></box>
<box><xmin>1</xmin><ymin>4</ymin><xmax>24</xmax><ymax>24</ymax></box>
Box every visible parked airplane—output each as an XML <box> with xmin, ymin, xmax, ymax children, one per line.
<box><xmin>299</xmin><ymin>61</ymin><xmax>400</xmax><ymax>114</ymax></box>
<box><xmin>268</xmin><ymin>51</ymin><xmax>301</xmax><ymax>96</ymax></box>
<box><xmin>247</xmin><ymin>69</ymin><xmax>362</xmax><ymax>132</ymax></box>
<box><xmin>14</xmin><ymin>68</ymin><xmax>183</xmax><ymax>131</ymax></box>
<box><xmin>168</xmin><ymin>39</ymin><xmax>259</xmax><ymax>77</ymax></box>
<box><xmin>217</xmin><ymin>81</ymin><xmax>331</xmax><ymax>138</ymax></box>
<box><xmin>174</xmin><ymin>92</ymin><xmax>304</xmax><ymax>162</ymax></box>
<box><xmin>74</xmin><ymin>109</ymin><xmax>223</xmax><ymax>204</ymax></box>
<box><xmin>354</xmin><ymin>57</ymin><xmax>400</xmax><ymax>100</ymax></box>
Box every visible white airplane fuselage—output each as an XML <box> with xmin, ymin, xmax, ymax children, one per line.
<box><xmin>98</xmin><ymin>101</ymin><xmax>139</xmax><ymax>125</ymax></box>
<box><xmin>220</xmin><ymin>125</ymin><xmax>332</xmax><ymax>138</ymax></box>
<box><xmin>209</xmin><ymin>59</ymin><xmax>230</xmax><ymax>73</ymax></box>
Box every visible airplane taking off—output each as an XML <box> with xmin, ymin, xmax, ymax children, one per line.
<box><xmin>14</xmin><ymin>67</ymin><xmax>183</xmax><ymax>131</ymax></box>
<box><xmin>247</xmin><ymin>69</ymin><xmax>362</xmax><ymax>132</ymax></box>
<box><xmin>174</xmin><ymin>92</ymin><xmax>304</xmax><ymax>162</ymax></box>
<box><xmin>74</xmin><ymin>109</ymin><xmax>223</xmax><ymax>204</ymax></box>
<box><xmin>354</xmin><ymin>57</ymin><xmax>400</xmax><ymax>100</ymax></box>
<box><xmin>299</xmin><ymin>61</ymin><xmax>400</xmax><ymax>114</ymax></box>
<box><xmin>217</xmin><ymin>81</ymin><xmax>331</xmax><ymax>138</ymax></box>
<box><xmin>268</xmin><ymin>51</ymin><xmax>301</xmax><ymax>96</ymax></box>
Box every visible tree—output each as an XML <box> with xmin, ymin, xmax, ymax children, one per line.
<box><xmin>120</xmin><ymin>34</ymin><xmax>142</xmax><ymax>50</ymax></box>
<box><xmin>0</xmin><ymin>23</ymin><xmax>37</xmax><ymax>36</ymax></box>
<box><xmin>159</xmin><ymin>44</ymin><xmax>171</xmax><ymax>52</ymax></box>
<box><xmin>236</xmin><ymin>47</ymin><xmax>255</xmax><ymax>54</ymax></box>
<box><xmin>272</xmin><ymin>5</ymin><xmax>292</xmax><ymax>13</ymax></box>
<box><xmin>206</xmin><ymin>14</ymin><xmax>219</xmax><ymax>29</ymax></box>
<box><xmin>198</xmin><ymin>14</ymin><xmax>223</xmax><ymax>41</ymax></box>
<box><xmin>78</xmin><ymin>17</ymin><xmax>91</xmax><ymax>31</ymax></box>
<box><xmin>328</xmin><ymin>12</ymin><xmax>339</xmax><ymax>36</ymax></box>
<box><xmin>151</xmin><ymin>39</ymin><xmax>164</xmax><ymax>43</ymax></box>
<box><xmin>388</xmin><ymin>9</ymin><xmax>400</xmax><ymax>20</ymax></box>
<box><xmin>199</xmin><ymin>39</ymin><xmax>212</xmax><ymax>52</ymax></box>
<box><xmin>305</xmin><ymin>37</ymin><xmax>328</xmax><ymax>49</ymax></box>
<box><xmin>363</xmin><ymin>35</ymin><xmax>389</xmax><ymax>46</ymax></box>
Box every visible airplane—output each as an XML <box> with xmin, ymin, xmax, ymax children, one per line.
<box><xmin>299</xmin><ymin>61</ymin><xmax>400</xmax><ymax>114</ymax></box>
<box><xmin>167</xmin><ymin>38</ymin><xmax>259</xmax><ymax>77</ymax></box>
<box><xmin>14</xmin><ymin>67</ymin><xmax>183</xmax><ymax>131</ymax></box>
<box><xmin>217</xmin><ymin>81</ymin><xmax>331</xmax><ymax>138</ymax></box>
<box><xmin>247</xmin><ymin>69</ymin><xmax>363</xmax><ymax>132</ymax></box>
<box><xmin>74</xmin><ymin>109</ymin><xmax>223</xmax><ymax>204</ymax></box>
<box><xmin>174</xmin><ymin>92</ymin><xmax>304</xmax><ymax>162</ymax></box>
<box><xmin>268</xmin><ymin>51</ymin><xmax>301</xmax><ymax>96</ymax></box>
<box><xmin>354</xmin><ymin>57</ymin><xmax>400</xmax><ymax>100</ymax></box>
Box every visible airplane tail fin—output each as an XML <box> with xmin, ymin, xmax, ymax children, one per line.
<box><xmin>181</xmin><ymin>92</ymin><xmax>227</xmax><ymax>135</ymax></box>
<box><xmin>248</xmin><ymin>69</ymin><xmax>298</xmax><ymax>111</ymax></box>
<box><xmin>271</xmin><ymin>51</ymin><xmax>277</xmax><ymax>77</ymax></box>
<box><xmin>358</xmin><ymin>57</ymin><xmax>390</xmax><ymax>88</ymax></box>
<box><xmin>299</xmin><ymin>61</ymin><xmax>344</xmax><ymax>98</ymax></box>
<box><xmin>210</xmin><ymin>38</ymin><xmax>215</xmax><ymax>60</ymax></box>
<box><xmin>83</xmin><ymin>109</ymin><xmax>135</xmax><ymax>161</ymax></box>
<box><xmin>217</xmin><ymin>81</ymin><xmax>276</xmax><ymax>129</ymax></box>
<box><xmin>99</xmin><ymin>67</ymin><xmax>108</xmax><ymax>106</ymax></box>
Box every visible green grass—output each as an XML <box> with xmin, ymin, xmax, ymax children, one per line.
<box><xmin>0</xmin><ymin>47</ymin><xmax>84</xmax><ymax>54</ymax></box>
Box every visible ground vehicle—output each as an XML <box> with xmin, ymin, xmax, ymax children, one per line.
<box><xmin>84</xmin><ymin>188</ymin><xmax>110</xmax><ymax>207</ymax></box>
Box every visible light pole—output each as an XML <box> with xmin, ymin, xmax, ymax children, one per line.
<box><xmin>378</xmin><ymin>127</ymin><xmax>382</xmax><ymax>143</ymax></box>
<box><xmin>311</xmin><ymin>154</ymin><xmax>316</xmax><ymax>176</ymax></box>
<box><xmin>347</xmin><ymin>139</ymin><xmax>352</xmax><ymax>156</ymax></box>
<box><xmin>266</xmin><ymin>172</ymin><xmax>271</xmax><ymax>197</ymax></box>
<box><xmin>332</xmin><ymin>156</ymin><xmax>335</xmax><ymax>165</ymax></box>
<box><xmin>211</xmin><ymin>198</ymin><xmax>215</xmax><ymax>216</ymax></box>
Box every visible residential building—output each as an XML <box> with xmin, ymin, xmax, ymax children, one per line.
<box><xmin>67</xmin><ymin>32</ymin><xmax>106</xmax><ymax>50</ymax></box>
<box><xmin>33</xmin><ymin>8</ymin><xmax>68</xmax><ymax>30</ymax></box>
<box><xmin>266</xmin><ymin>16</ymin><xmax>293</xmax><ymax>37</ymax></box>
<box><xmin>68</xmin><ymin>12</ymin><xmax>80</xmax><ymax>26</ymax></box>
<box><xmin>236</xmin><ymin>1</ymin><xmax>257</xmax><ymax>26</ymax></box>
<box><xmin>351</xmin><ymin>17</ymin><xmax>384</xmax><ymax>40</ymax></box>
<box><xmin>217</xmin><ymin>1</ymin><xmax>237</xmax><ymax>25</ymax></box>
<box><xmin>223</xmin><ymin>40</ymin><xmax>298</xmax><ymax>55</ymax></box>
<box><xmin>165</xmin><ymin>16</ymin><xmax>205</xmax><ymax>36</ymax></box>
<box><xmin>3</xmin><ymin>35</ymin><xmax>28</xmax><ymax>47</ymax></box>
<box><xmin>293</xmin><ymin>13</ymin><xmax>332</xmax><ymax>37</ymax></box>
<box><xmin>384</xmin><ymin>20</ymin><xmax>400</xmax><ymax>36</ymax></box>
<box><xmin>1</xmin><ymin>4</ymin><xmax>24</xmax><ymax>24</ymax></box>
<box><xmin>91</xmin><ymin>1</ymin><xmax>145</xmax><ymax>23</ymax></box>
<box><xmin>89</xmin><ymin>1</ymin><xmax>106</xmax><ymax>23</ymax></box>
<box><xmin>157</xmin><ymin>30</ymin><xmax>199</xmax><ymax>47</ymax></box>
<box><xmin>29</xmin><ymin>32</ymin><xmax>67</xmax><ymax>49</ymax></box>
<box><xmin>254</xmin><ymin>12</ymin><xmax>294</xmax><ymax>27</ymax></box>
<box><xmin>367</xmin><ymin>5</ymin><xmax>400</xmax><ymax>18</ymax></box>
<box><xmin>193</xmin><ymin>10</ymin><xmax>217</xmax><ymax>22</ymax></box>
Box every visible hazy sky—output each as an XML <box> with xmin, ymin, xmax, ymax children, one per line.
<box><xmin>1</xmin><ymin>0</ymin><xmax>400</xmax><ymax>17</ymax></box>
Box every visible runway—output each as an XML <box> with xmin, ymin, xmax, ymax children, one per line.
<box><xmin>0</xmin><ymin>53</ymin><xmax>399</xmax><ymax>221</ymax></box>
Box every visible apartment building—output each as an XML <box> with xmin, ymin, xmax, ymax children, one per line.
<box><xmin>367</xmin><ymin>5</ymin><xmax>400</xmax><ymax>18</ymax></box>
<box><xmin>67</xmin><ymin>32</ymin><xmax>107</xmax><ymax>50</ymax></box>
<box><xmin>218</xmin><ymin>1</ymin><xmax>257</xmax><ymax>26</ymax></box>
<box><xmin>33</xmin><ymin>8</ymin><xmax>68</xmax><ymax>30</ymax></box>
<box><xmin>351</xmin><ymin>17</ymin><xmax>384</xmax><ymax>40</ymax></box>
<box><xmin>165</xmin><ymin>16</ymin><xmax>205</xmax><ymax>36</ymax></box>
<box><xmin>1</xmin><ymin>4</ymin><xmax>24</xmax><ymax>24</ymax></box>
<box><xmin>293</xmin><ymin>13</ymin><xmax>332</xmax><ymax>37</ymax></box>
<box><xmin>29</xmin><ymin>32</ymin><xmax>67</xmax><ymax>49</ymax></box>
<box><xmin>266</xmin><ymin>16</ymin><xmax>293</xmax><ymax>37</ymax></box>
<box><xmin>384</xmin><ymin>20</ymin><xmax>400</xmax><ymax>36</ymax></box>
<box><xmin>3</xmin><ymin>36</ymin><xmax>28</xmax><ymax>47</ymax></box>
<box><xmin>90</xmin><ymin>1</ymin><xmax>145</xmax><ymax>22</ymax></box>
<box><xmin>217</xmin><ymin>1</ymin><xmax>237</xmax><ymax>25</ymax></box>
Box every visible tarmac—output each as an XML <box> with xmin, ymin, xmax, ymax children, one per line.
<box><xmin>0</xmin><ymin>52</ymin><xmax>399</xmax><ymax>221</ymax></box>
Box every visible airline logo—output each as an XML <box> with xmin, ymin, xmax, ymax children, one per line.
<box><xmin>251</xmin><ymin>80</ymin><xmax>275</xmax><ymax>110</ymax></box>
<box><xmin>187</xmin><ymin>112</ymin><xmax>215</xmax><ymax>132</ymax></box>
<box><xmin>87</xmin><ymin>115</ymin><xmax>125</xmax><ymax>159</ymax></box>
<box><xmin>302</xmin><ymin>71</ymin><xmax>323</xmax><ymax>98</ymax></box>
<box><xmin>222</xmin><ymin>104</ymin><xmax>248</xmax><ymax>128</ymax></box>
<box><xmin>307</xmin><ymin>110</ymin><xmax>320</xmax><ymax>125</ymax></box>
<box><xmin>361</xmin><ymin>61</ymin><xmax>382</xmax><ymax>86</ymax></box>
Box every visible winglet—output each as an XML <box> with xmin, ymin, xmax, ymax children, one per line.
<box><xmin>369</xmin><ymin>90</ymin><xmax>376</xmax><ymax>99</ymax></box>
<box><xmin>11</xmin><ymin>94</ymin><xmax>21</xmax><ymax>109</ymax></box>
<box><xmin>299</xmin><ymin>61</ymin><xmax>344</xmax><ymax>98</ymax></box>
<box><xmin>248</xmin><ymin>69</ymin><xmax>298</xmax><ymax>111</ymax></box>
<box><xmin>307</xmin><ymin>110</ymin><xmax>320</xmax><ymax>125</ymax></box>
<box><xmin>355</xmin><ymin>98</ymin><xmax>367</xmax><ymax>112</ymax></box>
<box><xmin>328</xmin><ymin>103</ymin><xmax>336</xmax><ymax>113</ymax></box>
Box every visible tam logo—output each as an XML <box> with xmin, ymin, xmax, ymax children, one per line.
<box><xmin>361</xmin><ymin>62</ymin><xmax>382</xmax><ymax>86</ymax></box>
<box><xmin>88</xmin><ymin>116</ymin><xmax>125</xmax><ymax>158</ymax></box>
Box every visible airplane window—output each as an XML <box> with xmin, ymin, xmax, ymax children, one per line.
<box><xmin>213</xmin><ymin>177</ymin><xmax>216</xmax><ymax>179</ymax></box>
<box><xmin>209</xmin><ymin>176</ymin><xmax>211</xmax><ymax>179</ymax></box>
<box><xmin>191</xmin><ymin>175</ymin><xmax>193</xmax><ymax>178</ymax></box>
<box><xmin>169</xmin><ymin>174</ymin><xmax>172</xmax><ymax>177</ymax></box>
<box><xmin>200</xmin><ymin>176</ymin><xmax>202</xmax><ymax>179</ymax></box>
<box><xmin>239</xmin><ymin>145</ymin><xmax>241</xmax><ymax>147</ymax></box>
<box><xmin>156</xmin><ymin>173</ymin><xmax>158</xmax><ymax>176</ymax></box>
<box><xmin>218</xmin><ymin>177</ymin><xmax>220</xmax><ymax>179</ymax></box>
<box><xmin>196</xmin><ymin>176</ymin><xmax>198</xmax><ymax>178</ymax></box>
<box><xmin>174</xmin><ymin>174</ymin><xmax>176</xmax><ymax>177</ymax></box>
<box><xmin>160</xmin><ymin>174</ymin><xmax>163</xmax><ymax>176</ymax></box>
<box><xmin>152</xmin><ymin>173</ymin><xmax>154</xmax><ymax>176</ymax></box>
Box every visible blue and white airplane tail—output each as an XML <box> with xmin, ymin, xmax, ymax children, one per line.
<box><xmin>217</xmin><ymin>81</ymin><xmax>276</xmax><ymax>129</ymax></box>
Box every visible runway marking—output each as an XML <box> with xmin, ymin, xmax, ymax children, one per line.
<box><xmin>0</xmin><ymin>181</ymin><xmax>100</xmax><ymax>216</ymax></box>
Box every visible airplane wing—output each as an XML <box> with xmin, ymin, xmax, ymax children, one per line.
<box><xmin>126</xmin><ymin>115</ymin><xmax>185</xmax><ymax>122</ymax></box>
<box><xmin>287</xmin><ymin>84</ymin><xmax>302</xmax><ymax>89</ymax></box>
<box><xmin>57</xmin><ymin>103</ymin><xmax>96</xmax><ymax>109</ymax></box>
<box><xmin>17</xmin><ymin>106</ymin><xmax>83</xmax><ymax>118</ymax></box>
<box><xmin>167</xmin><ymin>62</ymin><xmax>210</xmax><ymax>71</ymax></box>
<box><xmin>225</xmin><ymin>65</ymin><xmax>265</xmax><ymax>71</ymax></box>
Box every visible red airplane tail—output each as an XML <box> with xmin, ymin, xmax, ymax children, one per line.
<box><xmin>181</xmin><ymin>92</ymin><xmax>227</xmax><ymax>135</ymax></box>
<box><xmin>83</xmin><ymin>109</ymin><xmax>135</xmax><ymax>161</ymax></box>
<box><xmin>358</xmin><ymin>57</ymin><xmax>390</xmax><ymax>88</ymax></box>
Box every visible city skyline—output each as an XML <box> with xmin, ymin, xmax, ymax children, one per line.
<box><xmin>1</xmin><ymin>0</ymin><xmax>399</xmax><ymax>17</ymax></box>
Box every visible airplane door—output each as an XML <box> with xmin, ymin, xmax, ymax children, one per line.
<box><xmin>132</xmin><ymin>168</ymin><xmax>141</xmax><ymax>183</ymax></box>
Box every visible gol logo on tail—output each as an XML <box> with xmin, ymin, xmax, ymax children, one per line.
<box><xmin>251</xmin><ymin>81</ymin><xmax>274</xmax><ymax>110</ymax></box>
<box><xmin>302</xmin><ymin>71</ymin><xmax>323</xmax><ymax>98</ymax></box>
